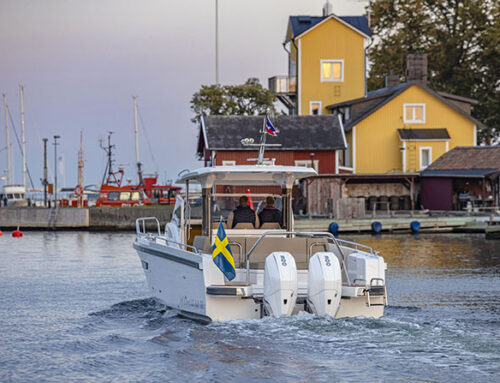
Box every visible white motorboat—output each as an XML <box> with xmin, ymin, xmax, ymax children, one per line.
<box><xmin>133</xmin><ymin>165</ymin><xmax>388</xmax><ymax>322</ymax></box>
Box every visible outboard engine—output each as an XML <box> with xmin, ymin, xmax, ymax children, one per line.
<box><xmin>307</xmin><ymin>252</ymin><xmax>342</xmax><ymax>317</ymax></box>
<box><xmin>263</xmin><ymin>252</ymin><xmax>297</xmax><ymax>317</ymax></box>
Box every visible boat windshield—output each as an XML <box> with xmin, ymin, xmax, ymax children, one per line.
<box><xmin>211</xmin><ymin>194</ymin><xmax>282</xmax><ymax>223</ymax></box>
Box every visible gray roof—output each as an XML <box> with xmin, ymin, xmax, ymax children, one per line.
<box><xmin>398</xmin><ymin>128</ymin><xmax>450</xmax><ymax>140</ymax></box>
<box><xmin>288</xmin><ymin>15</ymin><xmax>371</xmax><ymax>39</ymax></box>
<box><xmin>326</xmin><ymin>82</ymin><xmax>486</xmax><ymax>131</ymax></box>
<box><xmin>198</xmin><ymin>115</ymin><xmax>346</xmax><ymax>152</ymax></box>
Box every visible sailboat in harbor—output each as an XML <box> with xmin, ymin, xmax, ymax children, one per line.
<box><xmin>1</xmin><ymin>88</ymin><xmax>28</xmax><ymax>207</ymax></box>
<box><xmin>96</xmin><ymin>98</ymin><xmax>180</xmax><ymax>207</ymax></box>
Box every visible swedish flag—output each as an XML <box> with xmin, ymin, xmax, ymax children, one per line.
<box><xmin>212</xmin><ymin>221</ymin><xmax>236</xmax><ymax>281</ymax></box>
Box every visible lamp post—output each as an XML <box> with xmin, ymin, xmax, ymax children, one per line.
<box><xmin>53</xmin><ymin>135</ymin><xmax>60</xmax><ymax>205</ymax></box>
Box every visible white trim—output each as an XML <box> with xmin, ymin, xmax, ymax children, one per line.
<box><xmin>338</xmin><ymin>114</ymin><xmax>348</xmax><ymax>148</ymax></box>
<box><xmin>294</xmin><ymin>15</ymin><xmax>370</xmax><ymax>40</ymax></box>
<box><xmin>338</xmin><ymin>165</ymin><xmax>354</xmax><ymax>172</ymax></box>
<box><xmin>309</xmin><ymin>101</ymin><xmax>322</xmax><ymax>115</ymax></box>
<box><xmin>320</xmin><ymin>59</ymin><xmax>344</xmax><ymax>82</ymax></box>
<box><xmin>445</xmin><ymin>141</ymin><xmax>449</xmax><ymax>152</ymax></box>
<box><xmin>222</xmin><ymin>160</ymin><xmax>236</xmax><ymax>166</ymax></box>
<box><xmin>419</xmin><ymin>146</ymin><xmax>432</xmax><ymax>170</ymax></box>
<box><xmin>335</xmin><ymin>151</ymin><xmax>339</xmax><ymax>174</ymax></box>
<box><xmin>297</xmin><ymin>38</ymin><xmax>301</xmax><ymax>115</ymax></box>
<box><xmin>200</xmin><ymin>115</ymin><xmax>209</xmax><ymax>149</ymax></box>
<box><xmin>473</xmin><ymin>125</ymin><xmax>477</xmax><ymax>146</ymax></box>
<box><xmin>403</xmin><ymin>103</ymin><xmax>426</xmax><ymax>124</ymax></box>
<box><xmin>295</xmin><ymin>159</ymin><xmax>319</xmax><ymax>172</ymax></box>
<box><xmin>402</xmin><ymin>140</ymin><xmax>406</xmax><ymax>172</ymax></box>
<box><xmin>352</xmin><ymin>126</ymin><xmax>356</xmax><ymax>173</ymax></box>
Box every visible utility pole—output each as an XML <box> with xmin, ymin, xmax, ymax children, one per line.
<box><xmin>215</xmin><ymin>0</ymin><xmax>219</xmax><ymax>85</ymax></box>
<box><xmin>20</xmin><ymin>85</ymin><xmax>26</xmax><ymax>189</ymax></box>
<box><xmin>53</xmin><ymin>135</ymin><xmax>60</xmax><ymax>205</ymax></box>
<box><xmin>133</xmin><ymin>96</ymin><xmax>143</xmax><ymax>185</ymax></box>
<box><xmin>3</xmin><ymin>94</ymin><xmax>12</xmax><ymax>184</ymax></box>
<box><xmin>43</xmin><ymin>138</ymin><xmax>48</xmax><ymax>207</ymax></box>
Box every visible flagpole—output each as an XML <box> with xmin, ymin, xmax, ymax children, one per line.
<box><xmin>257</xmin><ymin>114</ymin><xmax>267</xmax><ymax>165</ymax></box>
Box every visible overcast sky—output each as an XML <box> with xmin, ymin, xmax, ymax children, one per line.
<box><xmin>0</xmin><ymin>0</ymin><xmax>367</xmax><ymax>189</ymax></box>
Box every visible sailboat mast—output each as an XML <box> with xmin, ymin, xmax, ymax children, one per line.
<box><xmin>133</xmin><ymin>96</ymin><xmax>140</xmax><ymax>165</ymax></box>
<box><xmin>20</xmin><ymin>85</ymin><xmax>26</xmax><ymax>189</ymax></box>
<box><xmin>3</xmin><ymin>94</ymin><xmax>12</xmax><ymax>184</ymax></box>
<box><xmin>78</xmin><ymin>131</ymin><xmax>84</xmax><ymax>186</ymax></box>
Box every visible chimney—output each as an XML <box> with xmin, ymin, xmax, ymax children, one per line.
<box><xmin>385</xmin><ymin>70</ymin><xmax>400</xmax><ymax>88</ymax></box>
<box><xmin>323</xmin><ymin>1</ymin><xmax>333</xmax><ymax>17</ymax></box>
<box><xmin>406</xmin><ymin>54</ymin><xmax>428</xmax><ymax>86</ymax></box>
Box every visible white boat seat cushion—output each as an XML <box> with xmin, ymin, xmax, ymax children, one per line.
<box><xmin>260</xmin><ymin>222</ymin><xmax>281</xmax><ymax>229</ymax></box>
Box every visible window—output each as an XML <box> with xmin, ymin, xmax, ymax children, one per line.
<box><xmin>222</xmin><ymin>160</ymin><xmax>236</xmax><ymax>166</ymax></box>
<box><xmin>119</xmin><ymin>192</ymin><xmax>131</xmax><ymax>201</ymax></box>
<box><xmin>404</xmin><ymin>104</ymin><xmax>425</xmax><ymax>123</ymax></box>
<box><xmin>295</xmin><ymin>159</ymin><xmax>319</xmax><ymax>172</ymax></box>
<box><xmin>420</xmin><ymin>147</ymin><xmax>432</xmax><ymax>169</ymax></box>
<box><xmin>262</xmin><ymin>159</ymin><xmax>276</xmax><ymax>166</ymax></box>
<box><xmin>310</xmin><ymin>101</ymin><xmax>322</xmax><ymax>115</ymax></box>
<box><xmin>131</xmin><ymin>192</ymin><xmax>140</xmax><ymax>201</ymax></box>
<box><xmin>108</xmin><ymin>192</ymin><xmax>119</xmax><ymax>201</ymax></box>
<box><xmin>321</xmin><ymin>60</ymin><xmax>343</xmax><ymax>82</ymax></box>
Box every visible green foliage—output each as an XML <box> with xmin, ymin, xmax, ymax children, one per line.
<box><xmin>190</xmin><ymin>78</ymin><xmax>275</xmax><ymax>123</ymax></box>
<box><xmin>367</xmin><ymin>0</ymin><xmax>499</xmax><ymax>143</ymax></box>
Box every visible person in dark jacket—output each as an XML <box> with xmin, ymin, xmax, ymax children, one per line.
<box><xmin>228</xmin><ymin>195</ymin><xmax>258</xmax><ymax>228</ymax></box>
<box><xmin>258</xmin><ymin>196</ymin><xmax>282</xmax><ymax>228</ymax></box>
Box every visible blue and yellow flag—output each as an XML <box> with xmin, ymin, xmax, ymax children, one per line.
<box><xmin>212</xmin><ymin>221</ymin><xmax>236</xmax><ymax>281</ymax></box>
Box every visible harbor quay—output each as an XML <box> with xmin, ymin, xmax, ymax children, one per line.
<box><xmin>0</xmin><ymin>205</ymin><xmax>497</xmax><ymax>234</ymax></box>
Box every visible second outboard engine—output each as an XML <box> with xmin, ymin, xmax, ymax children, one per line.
<box><xmin>263</xmin><ymin>252</ymin><xmax>297</xmax><ymax>317</ymax></box>
<box><xmin>307</xmin><ymin>252</ymin><xmax>342</xmax><ymax>317</ymax></box>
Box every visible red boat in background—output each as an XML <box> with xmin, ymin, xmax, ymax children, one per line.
<box><xmin>96</xmin><ymin>132</ymin><xmax>180</xmax><ymax>207</ymax></box>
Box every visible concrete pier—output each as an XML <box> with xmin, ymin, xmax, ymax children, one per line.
<box><xmin>0</xmin><ymin>206</ymin><xmax>173</xmax><ymax>230</ymax></box>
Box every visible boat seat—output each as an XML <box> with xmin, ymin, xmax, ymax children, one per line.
<box><xmin>211</xmin><ymin>222</ymin><xmax>227</xmax><ymax>229</ymax></box>
<box><xmin>233</xmin><ymin>222</ymin><xmax>255</xmax><ymax>230</ymax></box>
<box><xmin>245</xmin><ymin>237</ymin><xmax>311</xmax><ymax>270</ymax></box>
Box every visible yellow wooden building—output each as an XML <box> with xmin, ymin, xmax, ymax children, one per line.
<box><xmin>327</xmin><ymin>82</ymin><xmax>484</xmax><ymax>174</ymax></box>
<box><xmin>268</xmin><ymin>4</ymin><xmax>485</xmax><ymax>175</ymax></box>
<box><xmin>268</xmin><ymin>11</ymin><xmax>370</xmax><ymax>116</ymax></box>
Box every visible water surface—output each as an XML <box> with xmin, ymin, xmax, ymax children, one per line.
<box><xmin>0</xmin><ymin>232</ymin><xmax>498</xmax><ymax>382</ymax></box>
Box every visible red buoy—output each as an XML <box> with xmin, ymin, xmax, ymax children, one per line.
<box><xmin>12</xmin><ymin>230</ymin><xmax>23</xmax><ymax>238</ymax></box>
<box><xmin>0</xmin><ymin>230</ymin><xmax>3</xmax><ymax>236</ymax></box>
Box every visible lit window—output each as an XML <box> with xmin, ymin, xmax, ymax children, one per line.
<box><xmin>131</xmin><ymin>192</ymin><xmax>140</xmax><ymax>201</ymax></box>
<box><xmin>420</xmin><ymin>147</ymin><xmax>432</xmax><ymax>169</ymax></box>
<box><xmin>119</xmin><ymin>192</ymin><xmax>131</xmax><ymax>201</ymax></box>
<box><xmin>321</xmin><ymin>60</ymin><xmax>343</xmax><ymax>82</ymax></box>
<box><xmin>310</xmin><ymin>101</ymin><xmax>321</xmax><ymax>115</ymax></box>
<box><xmin>404</xmin><ymin>104</ymin><xmax>425</xmax><ymax>123</ymax></box>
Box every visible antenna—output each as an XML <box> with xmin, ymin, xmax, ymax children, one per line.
<box><xmin>241</xmin><ymin>110</ymin><xmax>281</xmax><ymax>165</ymax></box>
<box><xmin>19</xmin><ymin>85</ymin><xmax>26</xmax><ymax>188</ymax></box>
<box><xmin>78</xmin><ymin>130</ymin><xmax>84</xmax><ymax>186</ymax></box>
<box><xmin>215</xmin><ymin>0</ymin><xmax>219</xmax><ymax>85</ymax></box>
<box><xmin>133</xmin><ymin>96</ymin><xmax>144</xmax><ymax>185</ymax></box>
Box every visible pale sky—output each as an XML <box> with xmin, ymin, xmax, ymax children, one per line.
<box><xmin>0</xmin><ymin>0</ymin><xmax>367</xmax><ymax>189</ymax></box>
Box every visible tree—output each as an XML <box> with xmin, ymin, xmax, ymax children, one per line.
<box><xmin>190</xmin><ymin>78</ymin><xmax>275</xmax><ymax>123</ymax></box>
<box><xmin>367</xmin><ymin>0</ymin><xmax>499</xmax><ymax>143</ymax></box>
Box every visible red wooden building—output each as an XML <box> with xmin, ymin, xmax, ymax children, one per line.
<box><xmin>197</xmin><ymin>115</ymin><xmax>348</xmax><ymax>173</ymax></box>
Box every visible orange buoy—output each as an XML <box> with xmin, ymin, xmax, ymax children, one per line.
<box><xmin>0</xmin><ymin>230</ymin><xmax>3</xmax><ymax>236</ymax></box>
<box><xmin>12</xmin><ymin>230</ymin><xmax>23</xmax><ymax>238</ymax></box>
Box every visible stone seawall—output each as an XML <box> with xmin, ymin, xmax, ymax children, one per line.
<box><xmin>0</xmin><ymin>206</ymin><xmax>173</xmax><ymax>230</ymax></box>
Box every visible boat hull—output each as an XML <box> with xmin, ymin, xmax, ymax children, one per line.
<box><xmin>134</xmin><ymin>239</ymin><xmax>385</xmax><ymax>322</ymax></box>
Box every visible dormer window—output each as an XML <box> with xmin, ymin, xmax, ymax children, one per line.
<box><xmin>321</xmin><ymin>60</ymin><xmax>343</xmax><ymax>82</ymax></box>
<box><xmin>404</xmin><ymin>104</ymin><xmax>425</xmax><ymax>123</ymax></box>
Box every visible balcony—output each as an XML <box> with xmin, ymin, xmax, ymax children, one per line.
<box><xmin>268</xmin><ymin>76</ymin><xmax>296</xmax><ymax>95</ymax></box>
<box><xmin>268</xmin><ymin>76</ymin><xmax>297</xmax><ymax>114</ymax></box>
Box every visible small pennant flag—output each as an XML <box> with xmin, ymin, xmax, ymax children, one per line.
<box><xmin>265</xmin><ymin>116</ymin><xmax>278</xmax><ymax>136</ymax></box>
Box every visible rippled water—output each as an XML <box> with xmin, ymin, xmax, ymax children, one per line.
<box><xmin>0</xmin><ymin>232</ymin><xmax>498</xmax><ymax>382</ymax></box>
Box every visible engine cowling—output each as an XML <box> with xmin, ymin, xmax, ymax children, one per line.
<box><xmin>263</xmin><ymin>252</ymin><xmax>297</xmax><ymax>317</ymax></box>
<box><xmin>307</xmin><ymin>252</ymin><xmax>342</xmax><ymax>317</ymax></box>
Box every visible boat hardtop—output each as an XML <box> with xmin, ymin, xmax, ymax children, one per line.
<box><xmin>134</xmin><ymin>164</ymin><xmax>387</xmax><ymax>322</ymax></box>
